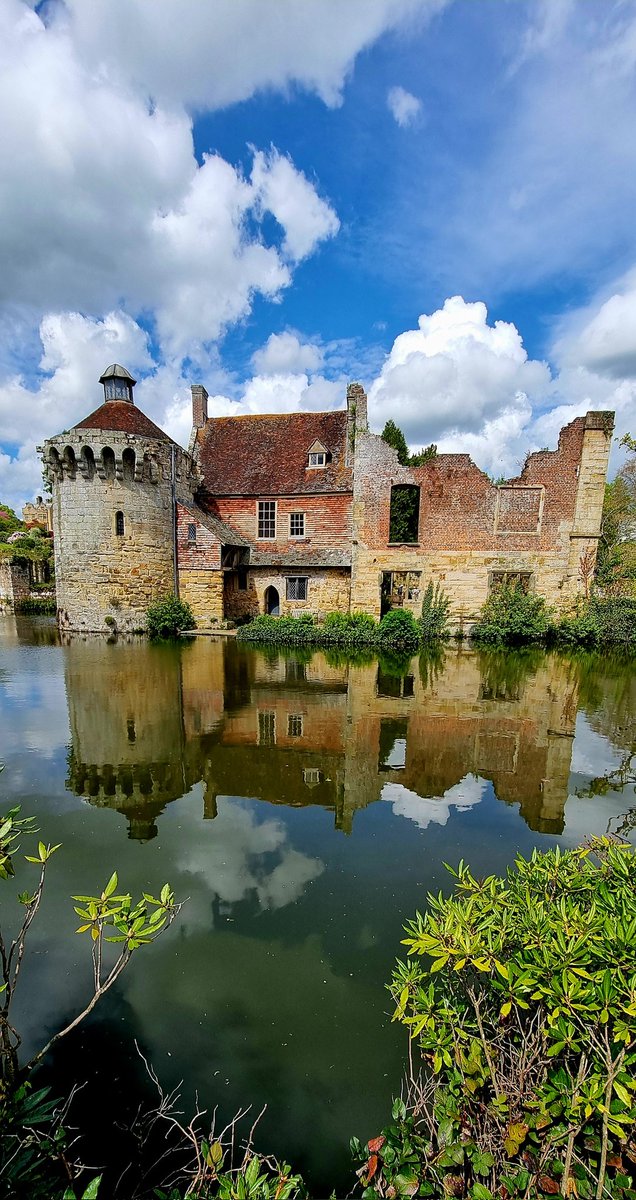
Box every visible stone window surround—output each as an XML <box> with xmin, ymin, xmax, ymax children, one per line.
<box><xmin>115</xmin><ymin>510</ymin><xmax>125</xmax><ymax>536</ymax></box>
<box><xmin>286</xmin><ymin>576</ymin><xmax>308</xmax><ymax>601</ymax></box>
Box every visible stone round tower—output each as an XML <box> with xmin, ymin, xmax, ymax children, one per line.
<box><xmin>43</xmin><ymin>364</ymin><xmax>200</xmax><ymax>633</ymax></box>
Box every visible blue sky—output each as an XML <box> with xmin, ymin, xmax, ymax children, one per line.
<box><xmin>1</xmin><ymin>0</ymin><xmax>636</xmax><ymax>508</ymax></box>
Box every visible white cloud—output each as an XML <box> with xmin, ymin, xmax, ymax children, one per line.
<box><xmin>368</xmin><ymin>296</ymin><xmax>552</xmax><ymax>463</ymax></box>
<box><xmin>387</xmin><ymin>85</ymin><xmax>422</xmax><ymax>127</ymax></box>
<box><xmin>385</xmin><ymin>773</ymin><xmax>488</xmax><ymax>830</ymax></box>
<box><xmin>252</xmin><ymin>332</ymin><xmax>324</xmax><ymax>376</ymax></box>
<box><xmin>61</xmin><ymin>0</ymin><xmax>443</xmax><ymax>112</ymax></box>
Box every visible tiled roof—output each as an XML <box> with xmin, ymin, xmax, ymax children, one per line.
<box><xmin>179</xmin><ymin>501</ymin><xmax>250</xmax><ymax>548</ymax></box>
<box><xmin>74</xmin><ymin>401</ymin><xmax>172</xmax><ymax>442</ymax></box>
<box><xmin>249</xmin><ymin>547</ymin><xmax>351</xmax><ymax>568</ymax></box>
<box><xmin>195</xmin><ymin>410</ymin><xmax>352</xmax><ymax>495</ymax></box>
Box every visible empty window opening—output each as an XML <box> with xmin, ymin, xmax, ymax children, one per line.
<box><xmin>290</xmin><ymin>512</ymin><xmax>305</xmax><ymax>537</ymax></box>
<box><xmin>379</xmin><ymin>719</ymin><xmax>409</xmax><ymax>770</ymax></box>
<box><xmin>286</xmin><ymin>576</ymin><xmax>308</xmax><ymax>601</ymax></box>
<box><xmin>258</xmin><ymin>501</ymin><xmax>276</xmax><ymax>539</ymax></box>
<box><xmin>126</xmin><ymin>718</ymin><xmax>136</xmax><ymax>743</ymax></box>
<box><xmin>258</xmin><ymin>710</ymin><xmax>276</xmax><ymax>746</ymax></box>
<box><xmin>489</xmin><ymin>571</ymin><xmax>532</xmax><ymax>593</ymax></box>
<box><xmin>288</xmin><ymin>714</ymin><xmax>304</xmax><ymax>737</ymax></box>
<box><xmin>381</xmin><ymin>570</ymin><xmax>421</xmax><ymax>614</ymax></box>
<box><xmin>115</xmin><ymin>510</ymin><xmax>125</xmax><ymax>536</ymax></box>
<box><xmin>237</xmin><ymin>567</ymin><xmax>248</xmax><ymax>591</ymax></box>
<box><xmin>187</xmin><ymin>523</ymin><xmax>197</xmax><ymax>543</ymax></box>
<box><xmin>377</xmin><ymin>667</ymin><xmax>415</xmax><ymax>699</ymax></box>
<box><xmin>285</xmin><ymin>658</ymin><xmax>307</xmax><ymax>683</ymax></box>
<box><xmin>389</xmin><ymin>485</ymin><xmax>420</xmax><ymax>543</ymax></box>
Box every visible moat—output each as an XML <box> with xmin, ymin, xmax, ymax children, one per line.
<box><xmin>1</xmin><ymin>614</ymin><xmax>634</xmax><ymax>1194</ymax></box>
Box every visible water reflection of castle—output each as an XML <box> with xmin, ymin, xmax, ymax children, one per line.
<box><xmin>64</xmin><ymin>638</ymin><xmax>579</xmax><ymax>840</ymax></box>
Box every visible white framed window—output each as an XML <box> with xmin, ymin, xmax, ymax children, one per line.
<box><xmin>303</xmin><ymin>767</ymin><xmax>322</xmax><ymax>786</ymax></box>
<box><xmin>288</xmin><ymin>714</ymin><xmax>303</xmax><ymax>737</ymax></box>
<box><xmin>286</xmin><ymin>576</ymin><xmax>308</xmax><ymax>601</ymax></box>
<box><xmin>257</xmin><ymin>500</ymin><xmax>276</xmax><ymax>539</ymax></box>
<box><xmin>289</xmin><ymin>512</ymin><xmax>305</xmax><ymax>537</ymax></box>
<box><xmin>308</xmin><ymin>451</ymin><xmax>326</xmax><ymax>467</ymax></box>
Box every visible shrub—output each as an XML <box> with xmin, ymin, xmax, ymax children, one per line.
<box><xmin>15</xmin><ymin>597</ymin><xmax>56</xmax><ymax>615</ymax></box>
<box><xmin>355</xmin><ymin>839</ymin><xmax>636</xmax><ymax>1200</ymax></box>
<box><xmin>471</xmin><ymin>583</ymin><xmax>551</xmax><ymax>646</ymax></box>
<box><xmin>377</xmin><ymin>607</ymin><xmax>421</xmax><ymax>649</ymax></box>
<box><xmin>419</xmin><ymin>581</ymin><xmax>451</xmax><ymax>642</ymax></box>
<box><xmin>146</xmin><ymin>595</ymin><xmax>194</xmax><ymax>639</ymax></box>
<box><xmin>550</xmin><ymin>596</ymin><xmax>636</xmax><ymax>651</ymax></box>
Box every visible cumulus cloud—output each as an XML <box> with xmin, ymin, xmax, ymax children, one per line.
<box><xmin>61</xmin><ymin>0</ymin><xmax>442</xmax><ymax>111</ymax></box>
<box><xmin>387</xmin><ymin>85</ymin><xmax>422</xmax><ymax>126</ymax></box>
<box><xmin>385</xmin><ymin>774</ymin><xmax>488</xmax><ymax>830</ymax></box>
<box><xmin>252</xmin><ymin>332</ymin><xmax>324</xmax><ymax>376</ymax></box>
<box><xmin>368</xmin><ymin>296</ymin><xmax>551</xmax><ymax>461</ymax></box>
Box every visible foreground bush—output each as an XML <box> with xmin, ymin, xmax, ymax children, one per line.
<box><xmin>552</xmin><ymin>596</ymin><xmax>636</xmax><ymax>651</ymax></box>
<box><xmin>419</xmin><ymin>581</ymin><xmax>451</xmax><ymax>642</ymax></box>
<box><xmin>146</xmin><ymin>595</ymin><xmax>194</xmax><ymax>639</ymax></box>
<box><xmin>376</xmin><ymin>607</ymin><xmax>421</xmax><ymax>650</ymax></box>
<box><xmin>471</xmin><ymin>584</ymin><xmax>551</xmax><ymax>646</ymax></box>
<box><xmin>353</xmin><ymin>838</ymin><xmax>636</xmax><ymax>1200</ymax></box>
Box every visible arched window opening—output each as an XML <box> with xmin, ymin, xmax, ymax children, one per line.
<box><xmin>115</xmin><ymin>510</ymin><xmax>125</xmax><ymax>536</ymax></box>
<box><xmin>63</xmin><ymin>446</ymin><xmax>77</xmax><ymax>478</ymax></box>
<box><xmin>122</xmin><ymin>447</ymin><xmax>136</xmax><ymax>481</ymax></box>
<box><xmin>81</xmin><ymin>446</ymin><xmax>96</xmax><ymax>480</ymax></box>
<box><xmin>389</xmin><ymin>485</ymin><xmax>420</xmax><ymax>544</ymax></box>
<box><xmin>48</xmin><ymin>448</ymin><xmax>62</xmax><ymax>478</ymax></box>
<box><xmin>102</xmin><ymin>447</ymin><xmax>116</xmax><ymax>480</ymax></box>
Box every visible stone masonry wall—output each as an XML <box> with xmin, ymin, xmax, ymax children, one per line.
<box><xmin>44</xmin><ymin>430</ymin><xmax>200</xmax><ymax>633</ymax></box>
<box><xmin>350</xmin><ymin>413</ymin><xmax>613</xmax><ymax>624</ymax></box>
<box><xmin>0</xmin><ymin>559</ymin><xmax>30</xmax><ymax>608</ymax></box>
<box><xmin>224</xmin><ymin>567</ymin><xmax>351</xmax><ymax>621</ymax></box>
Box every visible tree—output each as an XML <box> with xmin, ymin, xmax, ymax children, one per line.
<box><xmin>382</xmin><ymin>420</ymin><xmax>410</xmax><ymax>466</ymax></box>
<box><xmin>596</xmin><ymin>435</ymin><xmax>636</xmax><ymax>593</ymax></box>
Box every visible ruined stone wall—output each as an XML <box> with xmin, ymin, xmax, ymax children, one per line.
<box><xmin>350</xmin><ymin>413</ymin><xmax>613</xmax><ymax>624</ymax></box>
<box><xmin>212</xmin><ymin>493</ymin><xmax>352</xmax><ymax>559</ymax></box>
<box><xmin>43</xmin><ymin>431</ymin><xmax>199</xmax><ymax>633</ymax></box>
<box><xmin>0</xmin><ymin>559</ymin><xmax>30</xmax><ymax>608</ymax></box>
<box><xmin>224</xmin><ymin>566</ymin><xmax>351</xmax><ymax>621</ymax></box>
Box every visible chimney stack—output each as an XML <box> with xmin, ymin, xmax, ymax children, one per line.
<box><xmin>345</xmin><ymin>382</ymin><xmax>368</xmax><ymax>466</ymax></box>
<box><xmin>191</xmin><ymin>384</ymin><xmax>209</xmax><ymax>429</ymax></box>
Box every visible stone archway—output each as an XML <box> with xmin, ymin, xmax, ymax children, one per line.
<box><xmin>265</xmin><ymin>586</ymin><xmax>280</xmax><ymax>616</ymax></box>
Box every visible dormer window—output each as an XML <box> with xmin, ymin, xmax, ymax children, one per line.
<box><xmin>306</xmin><ymin>440</ymin><xmax>328</xmax><ymax>469</ymax></box>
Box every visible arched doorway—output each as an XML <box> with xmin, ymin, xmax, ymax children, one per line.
<box><xmin>265</xmin><ymin>586</ymin><xmax>280</xmax><ymax>616</ymax></box>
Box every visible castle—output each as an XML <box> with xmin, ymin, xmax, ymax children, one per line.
<box><xmin>42</xmin><ymin>364</ymin><xmax>614</xmax><ymax>633</ymax></box>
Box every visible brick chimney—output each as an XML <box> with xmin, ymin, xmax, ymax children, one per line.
<box><xmin>346</xmin><ymin>382</ymin><xmax>368</xmax><ymax>466</ymax></box>
<box><xmin>191</xmin><ymin>384</ymin><xmax>209</xmax><ymax>429</ymax></box>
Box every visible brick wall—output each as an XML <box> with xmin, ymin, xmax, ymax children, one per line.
<box><xmin>212</xmin><ymin>492</ymin><xmax>352</xmax><ymax>559</ymax></box>
<box><xmin>350</xmin><ymin>414</ymin><xmax>613</xmax><ymax>622</ymax></box>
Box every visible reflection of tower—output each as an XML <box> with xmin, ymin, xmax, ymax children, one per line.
<box><xmin>42</xmin><ymin>364</ymin><xmax>201</xmax><ymax>633</ymax></box>
<box><xmin>64</xmin><ymin>637</ymin><xmax>188</xmax><ymax>840</ymax></box>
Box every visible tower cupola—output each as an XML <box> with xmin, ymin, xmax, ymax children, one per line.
<box><xmin>99</xmin><ymin>364</ymin><xmax>136</xmax><ymax>404</ymax></box>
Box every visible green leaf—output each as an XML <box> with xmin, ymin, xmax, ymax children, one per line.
<box><xmin>472</xmin><ymin>1184</ymin><xmax>493</xmax><ymax>1200</ymax></box>
<box><xmin>81</xmin><ymin>1176</ymin><xmax>102</xmax><ymax>1199</ymax></box>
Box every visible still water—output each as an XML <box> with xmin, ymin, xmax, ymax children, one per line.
<box><xmin>1</xmin><ymin>615</ymin><xmax>634</xmax><ymax>1193</ymax></box>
